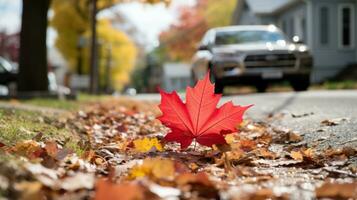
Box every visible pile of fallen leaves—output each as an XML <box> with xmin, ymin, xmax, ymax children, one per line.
<box><xmin>0</xmin><ymin>101</ymin><xmax>356</xmax><ymax>200</ymax></box>
<box><xmin>0</xmin><ymin>73</ymin><xmax>356</xmax><ymax>200</ymax></box>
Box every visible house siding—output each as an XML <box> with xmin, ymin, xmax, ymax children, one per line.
<box><xmin>309</xmin><ymin>0</ymin><xmax>357</xmax><ymax>82</ymax></box>
<box><xmin>276</xmin><ymin>4</ymin><xmax>307</xmax><ymax>41</ymax></box>
<box><xmin>238</xmin><ymin>2</ymin><xmax>262</xmax><ymax>25</ymax></box>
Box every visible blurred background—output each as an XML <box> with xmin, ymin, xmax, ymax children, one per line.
<box><xmin>0</xmin><ymin>0</ymin><xmax>356</xmax><ymax>98</ymax></box>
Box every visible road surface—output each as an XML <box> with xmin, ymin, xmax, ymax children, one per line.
<box><xmin>130</xmin><ymin>90</ymin><xmax>357</xmax><ymax>149</ymax></box>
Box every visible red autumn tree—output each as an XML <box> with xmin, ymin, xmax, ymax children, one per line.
<box><xmin>159</xmin><ymin>0</ymin><xmax>237</xmax><ymax>61</ymax></box>
<box><xmin>159</xmin><ymin>0</ymin><xmax>208</xmax><ymax>61</ymax></box>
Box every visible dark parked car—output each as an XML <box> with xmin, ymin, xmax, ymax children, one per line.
<box><xmin>191</xmin><ymin>25</ymin><xmax>313</xmax><ymax>93</ymax></box>
<box><xmin>0</xmin><ymin>57</ymin><xmax>70</xmax><ymax>95</ymax></box>
<box><xmin>0</xmin><ymin>57</ymin><xmax>17</xmax><ymax>86</ymax></box>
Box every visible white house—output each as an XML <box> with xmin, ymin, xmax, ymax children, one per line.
<box><xmin>233</xmin><ymin>0</ymin><xmax>357</xmax><ymax>82</ymax></box>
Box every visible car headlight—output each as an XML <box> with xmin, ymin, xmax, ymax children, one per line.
<box><xmin>298</xmin><ymin>45</ymin><xmax>308</xmax><ymax>52</ymax></box>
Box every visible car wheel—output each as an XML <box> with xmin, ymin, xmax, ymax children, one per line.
<box><xmin>7</xmin><ymin>82</ymin><xmax>17</xmax><ymax>96</ymax></box>
<box><xmin>290</xmin><ymin>75</ymin><xmax>310</xmax><ymax>91</ymax></box>
<box><xmin>214</xmin><ymin>80</ymin><xmax>224</xmax><ymax>94</ymax></box>
<box><xmin>255</xmin><ymin>82</ymin><xmax>268</xmax><ymax>93</ymax></box>
<box><xmin>207</xmin><ymin>63</ymin><xmax>224</xmax><ymax>94</ymax></box>
<box><xmin>190</xmin><ymin>70</ymin><xmax>197</xmax><ymax>86</ymax></box>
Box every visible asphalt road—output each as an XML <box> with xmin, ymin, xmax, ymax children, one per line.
<box><xmin>131</xmin><ymin>90</ymin><xmax>357</xmax><ymax>149</ymax></box>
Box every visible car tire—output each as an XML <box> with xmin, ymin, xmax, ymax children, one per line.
<box><xmin>190</xmin><ymin>70</ymin><xmax>197</xmax><ymax>86</ymax></box>
<box><xmin>7</xmin><ymin>82</ymin><xmax>17</xmax><ymax>96</ymax></box>
<box><xmin>214</xmin><ymin>80</ymin><xmax>224</xmax><ymax>94</ymax></box>
<box><xmin>255</xmin><ymin>82</ymin><xmax>268</xmax><ymax>93</ymax></box>
<box><xmin>207</xmin><ymin>63</ymin><xmax>224</xmax><ymax>94</ymax></box>
<box><xmin>290</xmin><ymin>75</ymin><xmax>310</xmax><ymax>92</ymax></box>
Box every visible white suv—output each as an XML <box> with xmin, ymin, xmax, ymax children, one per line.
<box><xmin>191</xmin><ymin>25</ymin><xmax>313</xmax><ymax>93</ymax></box>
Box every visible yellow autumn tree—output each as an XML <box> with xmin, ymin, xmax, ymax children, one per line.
<box><xmin>51</xmin><ymin>0</ymin><xmax>168</xmax><ymax>89</ymax></box>
<box><xmin>204</xmin><ymin>0</ymin><xmax>237</xmax><ymax>27</ymax></box>
<box><xmin>95</xmin><ymin>19</ymin><xmax>137</xmax><ymax>87</ymax></box>
<box><xmin>51</xmin><ymin>1</ymin><xmax>88</xmax><ymax>72</ymax></box>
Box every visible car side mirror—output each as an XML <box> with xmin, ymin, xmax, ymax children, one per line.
<box><xmin>198</xmin><ymin>44</ymin><xmax>209</xmax><ymax>51</ymax></box>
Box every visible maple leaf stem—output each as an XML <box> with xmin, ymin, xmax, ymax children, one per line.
<box><xmin>193</xmin><ymin>139</ymin><xmax>197</xmax><ymax>151</ymax></box>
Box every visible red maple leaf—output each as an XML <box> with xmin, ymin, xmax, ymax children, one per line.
<box><xmin>158</xmin><ymin>72</ymin><xmax>252</xmax><ymax>149</ymax></box>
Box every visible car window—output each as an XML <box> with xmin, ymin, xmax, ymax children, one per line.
<box><xmin>215</xmin><ymin>30</ymin><xmax>286</xmax><ymax>45</ymax></box>
<box><xmin>0</xmin><ymin>58</ymin><xmax>12</xmax><ymax>72</ymax></box>
<box><xmin>0</xmin><ymin>60</ymin><xmax>6</xmax><ymax>73</ymax></box>
<box><xmin>0</xmin><ymin>64</ymin><xmax>5</xmax><ymax>73</ymax></box>
<box><xmin>201</xmin><ymin>30</ymin><xmax>214</xmax><ymax>46</ymax></box>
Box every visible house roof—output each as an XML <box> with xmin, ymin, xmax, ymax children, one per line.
<box><xmin>245</xmin><ymin>0</ymin><xmax>301</xmax><ymax>15</ymax></box>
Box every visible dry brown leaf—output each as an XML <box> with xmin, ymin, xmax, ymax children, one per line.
<box><xmin>321</xmin><ymin>119</ymin><xmax>338</xmax><ymax>126</ymax></box>
<box><xmin>14</xmin><ymin>181</ymin><xmax>44</xmax><ymax>200</ymax></box>
<box><xmin>82</xmin><ymin>150</ymin><xmax>96</xmax><ymax>161</ymax></box>
<box><xmin>239</xmin><ymin>139</ymin><xmax>257</xmax><ymax>151</ymax></box>
<box><xmin>176</xmin><ymin>172</ymin><xmax>213</xmax><ymax>186</ymax></box>
<box><xmin>288</xmin><ymin>132</ymin><xmax>302</xmax><ymax>143</ymax></box>
<box><xmin>302</xmin><ymin>148</ymin><xmax>314</xmax><ymax>158</ymax></box>
<box><xmin>258</xmin><ymin>148</ymin><xmax>277</xmax><ymax>159</ymax></box>
<box><xmin>315</xmin><ymin>182</ymin><xmax>357</xmax><ymax>199</ymax></box>
<box><xmin>0</xmin><ymin>141</ymin><xmax>5</xmax><ymax>148</ymax></box>
<box><xmin>94</xmin><ymin>179</ymin><xmax>158</xmax><ymax>200</ymax></box>
<box><xmin>44</xmin><ymin>141</ymin><xmax>59</xmax><ymax>158</ymax></box>
<box><xmin>176</xmin><ymin>172</ymin><xmax>219</xmax><ymax>199</ymax></box>
<box><xmin>12</xmin><ymin>140</ymin><xmax>41</xmax><ymax>158</ymax></box>
<box><xmin>226</xmin><ymin>149</ymin><xmax>245</xmax><ymax>161</ymax></box>
<box><xmin>256</xmin><ymin>134</ymin><xmax>273</xmax><ymax>145</ymax></box>
<box><xmin>215</xmin><ymin>143</ymin><xmax>232</xmax><ymax>152</ymax></box>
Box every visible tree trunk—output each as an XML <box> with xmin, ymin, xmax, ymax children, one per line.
<box><xmin>89</xmin><ymin>0</ymin><xmax>98</xmax><ymax>94</ymax></box>
<box><xmin>18</xmin><ymin>0</ymin><xmax>51</xmax><ymax>92</ymax></box>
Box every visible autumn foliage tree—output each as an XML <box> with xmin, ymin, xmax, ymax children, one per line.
<box><xmin>159</xmin><ymin>0</ymin><xmax>237</xmax><ymax>61</ymax></box>
<box><xmin>18</xmin><ymin>0</ymin><xmax>169</xmax><ymax>93</ymax></box>
<box><xmin>159</xmin><ymin>2</ymin><xmax>208</xmax><ymax>61</ymax></box>
<box><xmin>51</xmin><ymin>1</ymin><xmax>138</xmax><ymax>89</ymax></box>
<box><xmin>53</xmin><ymin>0</ymin><xmax>168</xmax><ymax>90</ymax></box>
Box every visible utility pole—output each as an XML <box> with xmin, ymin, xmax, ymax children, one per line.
<box><xmin>89</xmin><ymin>0</ymin><xmax>98</xmax><ymax>94</ymax></box>
<box><xmin>76</xmin><ymin>36</ymin><xmax>85</xmax><ymax>75</ymax></box>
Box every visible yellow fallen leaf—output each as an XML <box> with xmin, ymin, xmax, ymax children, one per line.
<box><xmin>129</xmin><ymin>158</ymin><xmax>175</xmax><ymax>180</ymax></box>
<box><xmin>188</xmin><ymin>162</ymin><xmax>199</xmax><ymax>171</ymax></box>
<box><xmin>290</xmin><ymin>151</ymin><xmax>303</xmax><ymax>161</ymax></box>
<box><xmin>224</xmin><ymin>134</ymin><xmax>235</xmax><ymax>144</ymax></box>
<box><xmin>133</xmin><ymin>137</ymin><xmax>163</xmax><ymax>153</ymax></box>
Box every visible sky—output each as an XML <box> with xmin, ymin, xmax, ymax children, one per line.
<box><xmin>0</xmin><ymin>0</ymin><xmax>196</xmax><ymax>49</ymax></box>
<box><xmin>0</xmin><ymin>0</ymin><xmax>21</xmax><ymax>34</ymax></box>
<box><xmin>99</xmin><ymin>0</ymin><xmax>196</xmax><ymax>49</ymax></box>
